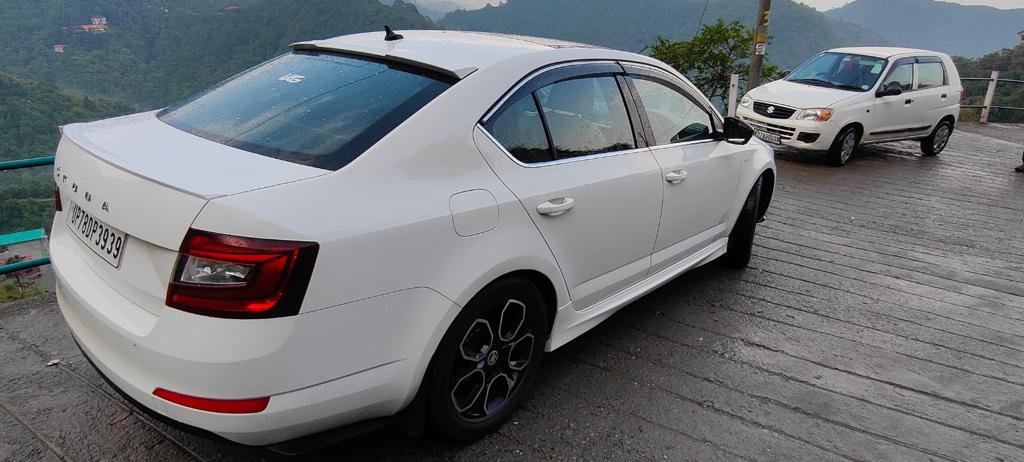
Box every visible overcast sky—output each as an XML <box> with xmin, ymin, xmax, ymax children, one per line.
<box><xmin>444</xmin><ymin>0</ymin><xmax>1022</xmax><ymax>11</ymax></box>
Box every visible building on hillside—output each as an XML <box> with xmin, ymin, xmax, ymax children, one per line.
<box><xmin>0</xmin><ymin>228</ymin><xmax>48</xmax><ymax>281</ymax></box>
<box><xmin>53</xmin><ymin>44</ymin><xmax>65</xmax><ymax>53</ymax></box>
<box><xmin>76</xmin><ymin>16</ymin><xmax>109</xmax><ymax>33</ymax></box>
<box><xmin>1018</xmin><ymin>30</ymin><xmax>1024</xmax><ymax>47</ymax></box>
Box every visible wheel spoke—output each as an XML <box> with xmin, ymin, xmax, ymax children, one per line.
<box><xmin>498</xmin><ymin>299</ymin><xmax>526</xmax><ymax>342</ymax></box>
<box><xmin>451</xmin><ymin>369</ymin><xmax>486</xmax><ymax>414</ymax></box>
<box><xmin>508</xmin><ymin>333</ymin><xmax>534</xmax><ymax>371</ymax></box>
<box><xmin>483</xmin><ymin>373</ymin><xmax>513</xmax><ymax>416</ymax></box>
<box><xmin>460</xmin><ymin>319</ymin><xmax>493</xmax><ymax>362</ymax></box>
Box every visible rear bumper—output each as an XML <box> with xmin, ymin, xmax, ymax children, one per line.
<box><xmin>52</xmin><ymin>223</ymin><xmax>458</xmax><ymax>445</ymax></box>
<box><xmin>737</xmin><ymin>106</ymin><xmax>839</xmax><ymax>151</ymax></box>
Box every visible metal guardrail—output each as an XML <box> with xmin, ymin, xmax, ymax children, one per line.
<box><xmin>962</xmin><ymin>72</ymin><xmax>1024</xmax><ymax>122</ymax></box>
<box><xmin>1</xmin><ymin>155</ymin><xmax>55</xmax><ymax>277</ymax></box>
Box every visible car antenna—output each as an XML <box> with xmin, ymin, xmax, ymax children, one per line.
<box><xmin>384</xmin><ymin>26</ymin><xmax>404</xmax><ymax>41</ymax></box>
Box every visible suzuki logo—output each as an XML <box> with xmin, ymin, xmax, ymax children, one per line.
<box><xmin>767</xmin><ymin>106</ymin><xmax>776</xmax><ymax>114</ymax></box>
<box><xmin>278</xmin><ymin>73</ymin><xmax>305</xmax><ymax>84</ymax></box>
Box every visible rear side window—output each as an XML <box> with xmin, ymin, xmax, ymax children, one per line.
<box><xmin>917</xmin><ymin>61</ymin><xmax>947</xmax><ymax>89</ymax></box>
<box><xmin>158</xmin><ymin>51</ymin><xmax>453</xmax><ymax>171</ymax></box>
<box><xmin>537</xmin><ymin>77</ymin><xmax>635</xmax><ymax>158</ymax></box>
<box><xmin>486</xmin><ymin>95</ymin><xmax>553</xmax><ymax>164</ymax></box>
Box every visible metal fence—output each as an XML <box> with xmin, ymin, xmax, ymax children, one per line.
<box><xmin>1</xmin><ymin>156</ymin><xmax>54</xmax><ymax>276</ymax></box>
<box><xmin>961</xmin><ymin>71</ymin><xmax>1024</xmax><ymax>123</ymax></box>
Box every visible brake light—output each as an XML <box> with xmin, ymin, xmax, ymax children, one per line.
<box><xmin>153</xmin><ymin>388</ymin><xmax>269</xmax><ymax>414</ymax></box>
<box><xmin>166</xmin><ymin>229</ymin><xmax>318</xmax><ymax>318</ymax></box>
<box><xmin>54</xmin><ymin>184</ymin><xmax>62</xmax><ymax>212</ymax></box>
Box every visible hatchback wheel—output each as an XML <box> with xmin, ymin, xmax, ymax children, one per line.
<box><xmin>827</xmin><ymin>127</ymin><xmax>859</xmax><ymax>166</ymax></box>
<box><xmin>427</xmin><ymin>278</ymin><xmax>547</xmax><ymax>440</ymax></box>
<box><xmin>921</xmin><ymin>120</ymin><xmax>952</xmax><ymax>157</ymax></box>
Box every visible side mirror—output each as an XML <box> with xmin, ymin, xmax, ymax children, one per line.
<box><xmin>876</xmin><ymin>82</ymin><xmax>903</xmax><ymax>97</ymax></box>
<box><xmin>720</xmin><ymin>117</ymin><xmax>754</xmax><ymax>145</ymax></box>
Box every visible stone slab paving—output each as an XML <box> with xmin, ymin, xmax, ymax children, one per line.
<box><xmin>2</xmin><ymin>123</ymin><xmax>1023</xmax><ymax>461</ymax></box>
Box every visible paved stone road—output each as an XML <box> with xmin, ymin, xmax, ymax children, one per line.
<box><xmin>3</xmin><ymin>123</ymin><xmax>1024</xmax><ymax>461</ymax></box>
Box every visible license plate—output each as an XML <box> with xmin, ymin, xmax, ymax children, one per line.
<box><xmin>755</xmin><ymin>131</ymin><xmax>782</xmax><ymax>144</ymax></box>
<box><xmin>65</xmin><ymin>201</ymin><xmax>128</xmax><ymax>268</ymax></box>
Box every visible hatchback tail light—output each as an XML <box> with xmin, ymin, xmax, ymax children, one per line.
<box><xmin>166</xmin><ymin>229</ymin><xmax>318</xmax><ymax>318</ymax></box>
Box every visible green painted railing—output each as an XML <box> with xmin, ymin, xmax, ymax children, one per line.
<box><xmin>1</xmin><ymin>155</ymin><xmax>55</xmax><ymax>277</ymax></box>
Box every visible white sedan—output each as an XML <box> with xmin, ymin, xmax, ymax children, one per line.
<box><xmin>51</xmin><ymin>29</ymin><xmax>775</xmax><ymax>452</ymax></box>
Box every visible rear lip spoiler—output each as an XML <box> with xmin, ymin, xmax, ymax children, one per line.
<box><xmin>289</xmin><ymin>43</ymin><xmax>477</xmax><ymax>80</ymax></box>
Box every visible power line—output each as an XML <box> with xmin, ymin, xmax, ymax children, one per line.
<box><xmin>694</xmin><ymin>0</ymin><xmax>710</xmax><ymax>37</ymax></box>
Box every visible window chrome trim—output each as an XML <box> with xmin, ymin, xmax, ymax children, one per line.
<box><xmin>647</xmin><ymin>138</ymin><xmax>720</xmax><ymax>152</ymax></box>
<box><xmin>481</xmin><ymin>60</ymin><xmax>620</xmax><ymax>124</ymax></box>
<box><xmin>478</xmin><ymin>124</ymin><xmax>651</xmax><ymax>168</ymax></box>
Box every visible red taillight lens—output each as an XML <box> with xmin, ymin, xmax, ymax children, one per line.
<box><xmin>54</xmin><ymin>184</ymin><xmax>62</xmax><ymax>212</ymax></box>
<box><xmin>153</xmin><ymin>388</ymin><xmax>269</xmax><ymax>414</ymax></box>
<box><xmin>166</xmin><ymin>229</ymin><xmax>318</xmax><ymax>318</ymax></box>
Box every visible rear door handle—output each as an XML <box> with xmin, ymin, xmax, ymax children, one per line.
<box><xmin>941</xmin><ymin>94</ymin><xmax>948</xmax><ymax>99</ymax></box>
<box><xmin>905</xmin><ymin>99</ymin><xmax>914</xmax><ymax>104</ymax></box>
<box><xmin>665</xmin><ymin>170</ymin><xmax>688</xmax><ymax>184</ymax></box>
<box><xmin>537</xmin><ymin>197</ymin><xmax>575</xmax><ymax>217</ymax></box>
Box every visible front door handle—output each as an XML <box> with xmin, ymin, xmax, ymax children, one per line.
<box><xmin>665</xmin><ymin>170</ymin><xmax>688</xmax><ymax>184</ymax></box>
<box><xmin>537</xmin><ymin>197</ymin><xmax>575</xmax><ymax>217</ymax></box>
<box><xmin>905</xmin><ymin>99</ymin><xmax>914</xmax><ymax>105</ymax></box>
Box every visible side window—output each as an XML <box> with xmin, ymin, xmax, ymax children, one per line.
<box><xmin>917</xmin><ymin>61</ymin><xmax>947</xmax><ymax>89</ymax></box>
<box><xmin>882</xmin><ymin>61</ymin><xmax>914</xmax><ymax>91</ymax></box>
<box><xmin>535</xmin><ymin>76</ymin><xmax>636</xmax><ymax>159</ymax></box>
<box><xmin>631</xmin><ymin>76</ymin><xmax>713</xmax><ymax>145</ymax></box>
<box><xmin>485</xmin><ymin>94</ymin><xmax>553</xmax><ymax>164</ymax></box>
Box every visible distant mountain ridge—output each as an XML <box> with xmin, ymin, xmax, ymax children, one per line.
<box><xmin>439</xmin><ymin>0</ymin><xmax>889</xmax><ymax>69</ymax></box>
<box><xmin>826</xmin><ymin>0</ymin><xmax>1024</xmax><ymax>57</ymax></box>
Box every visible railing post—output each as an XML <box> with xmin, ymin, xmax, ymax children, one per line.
<box><xmin>980</xmin><ymin>70</ymin><xmax>999</xmax><ymax>124</ymax></box>
<box><xmin>727</xmin><ymin>74</ymin><xmax>740</xmax><ymax>117</ymax></box>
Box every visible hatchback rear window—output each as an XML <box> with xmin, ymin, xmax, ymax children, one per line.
<box><xmin>158</xmin><ymin>51</ymin><xmax>454</xmax><ymax>170</ymax></box>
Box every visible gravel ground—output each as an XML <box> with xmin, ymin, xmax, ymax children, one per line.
<box><xmin>2</xmin><ymin>123</ymin><xmax>1024</xmax><ymax>461</ymax></box>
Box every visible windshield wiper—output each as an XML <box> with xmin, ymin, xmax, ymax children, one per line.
<box><xmin>789</xmin><ymin>78</ymin><xmax>834</xmax><ymax>87</ymax></box>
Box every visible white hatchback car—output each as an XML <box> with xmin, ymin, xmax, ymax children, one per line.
<box><xmin>737</xmin><ymin>47</ymin><xmax>961</xmax><ymax>166</ymax></box>
<box><xmin>51</xmin><ymin>30</ymin><xmax>775</xmax><ymax>452</ymax></box>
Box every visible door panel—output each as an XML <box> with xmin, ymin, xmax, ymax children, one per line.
<box><xmin>626</xmin><ymin>74</ymin><xmax>743</xmax><ymax>272</ymax></box>
<box><xmin>477</xmin><ymin>70</ymin><xmax>663</xmax><ymax>310</ymax></box>
<box><xmin>867</xmin><ymin>58</ymin><xmax>925</xmax><ymax>140</ymax></box>
<box><xmin>915</xmin><ymin>58</ymin><xmax>952</xmax><ymax>129</ymax></box>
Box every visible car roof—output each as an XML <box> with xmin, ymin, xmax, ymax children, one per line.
<box><xmin>826</xmin><ymin>47</ymin><xmax>948</xmax><ymax>59</ymax></box>
<box><xmin>292</xmin><ymin>30</ymin><xmax>609</xmax><ymax>79</ymax></box>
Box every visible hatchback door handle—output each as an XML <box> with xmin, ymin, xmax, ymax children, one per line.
<box><xmin>665</xmin><ymin>170</ymin><xmax>688</xmax><ymax>184</ymax></box>
<box><xmin>537</xmin><ymin>197</ymin><xmax>575</xmax><ymax>217</ymax></box>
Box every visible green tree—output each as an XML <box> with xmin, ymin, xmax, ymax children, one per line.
<box><xmin>650</xmin><ymin>19</ymin><xmax>781</xmax><ymax>105</ymax></box>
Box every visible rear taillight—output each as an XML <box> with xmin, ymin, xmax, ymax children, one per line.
<box><xmin>166</xmin><ymin>229</ymin><xmax>318</xmax><ymax>318</ymax></box>
<box><xmin>54</xmin><ymin>184</ymin><xmax>62</xmax><ymax>212</ymax></box>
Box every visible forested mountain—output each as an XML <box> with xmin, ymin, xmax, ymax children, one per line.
<box><xmin>0</xmin><ymin>72</ymin><xmax>133</xmax><ymax>234</ymax></box>
<box><xmin>827</xmin><ymin>0</ymin><xmax>1024</xmax><ymax>58</ymax></box>
<box><xmin>439</xmin><ymin>0</ymin><xmax>888</xmax><ymax>69</ymax></box>
<box><xmin>0</xmin><ymin>0</ymin><xmax>434</xmax><ymax>109</ymax></box>
<box><xmin>955</xmin><ymin>46</ymin><xmax>1024</xmax><ymax>123</ymax></box>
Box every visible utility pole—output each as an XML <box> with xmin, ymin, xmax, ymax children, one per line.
<box><xmin>748</xmin><ymin>0</ymin><xmax>771</xmax><ymax>90</ymax></box>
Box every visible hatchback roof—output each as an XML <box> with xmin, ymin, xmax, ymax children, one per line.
<box><xmin>293</xmin><ymin>30</ymin><xmax>602</xmax><ymax>79</ymax></box>
<box><xmin>827</xmin><ymin>46</ymin><xmax>946</xmax><ymax>59</ymax></box>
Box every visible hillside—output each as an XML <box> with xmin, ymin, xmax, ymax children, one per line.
<box><xmin>827</xmin><ymin>0</ymin><xmax>1024</xmax><ymax>57</ymax></box>
<box><xmin>439</xmin><ymin>0</ymin><xmax>889</xmax><ymax>69</ymax></box>
<box><xmin>0</xmin><ymin>0</ymin><xmax>434</xmax><ymax>109</ymax></box>
<box><xmin>0</xmin><ymin>72</ymin><xmax>133</xmax><ymax>234</ymax></box>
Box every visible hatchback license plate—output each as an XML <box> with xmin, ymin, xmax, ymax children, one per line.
<box><xmin>66</xmin><ymin>201</ymin><xmax>128</xmax><ymax>268</ymax></box>
<box><xmin>755</xmin><ymin>131</ymin><xmax>782</xmax><ymax>144</ymax></box>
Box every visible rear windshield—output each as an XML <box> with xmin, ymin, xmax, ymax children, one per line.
<box><xmin>158</xmin><ymin>51</ymin><xmax>454</xmax><ymax>170</ymax></box>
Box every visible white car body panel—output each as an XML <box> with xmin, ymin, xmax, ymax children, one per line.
<box><xmin>737</xmin><ymin>47</ymin><xmax>961</xmax><ymax>152</ymax></box>
<box><xmin>52</xmin><ymin>30</ymin><xmax>775</xmax><ymax>446</ymax></box>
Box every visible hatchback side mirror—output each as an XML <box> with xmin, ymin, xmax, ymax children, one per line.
<box><xmin>876</xmin><ymin>82</ymin><xmax>903</xmax><ymax>97</ymax></box>
<box><xmin>720</xmin><ymin>117</ymin><xmax>754</xmax><ymax>145</ymax></box>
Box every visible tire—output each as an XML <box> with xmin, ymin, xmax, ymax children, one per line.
<box><xmin>426</xmin><ymin>278</ymin><xmax>548</xmax><ymax>441</ymax></box>
<box><xmin>723</xmin><ymin>177</ymin><xmax>763</xmax><ymax>269</ymax></box>
<box><xmin>827</xmin><ymin>126</ymin><xmax>859</xmax><ymax>167</ymax></box>
<box><xmin>921</xmin><ymin>120</ymin><xmax>953</xmax><ymax>157</ymax></box>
